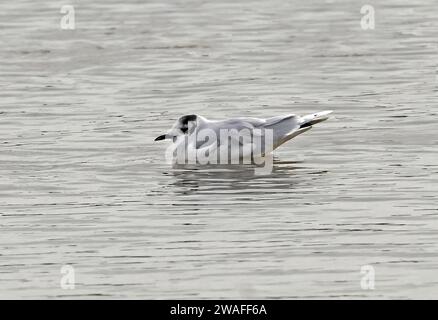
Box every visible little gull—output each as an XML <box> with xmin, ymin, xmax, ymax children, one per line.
<box><xmin>154</xmin><ymin>111</ymin><xmax>332</xmax><ymax>163</ymax></box>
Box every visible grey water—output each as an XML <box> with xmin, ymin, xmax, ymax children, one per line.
<box><xmin>0</xmin><ymin>0</ymin><xmax>437</xmax><ymax>299</ymax></box>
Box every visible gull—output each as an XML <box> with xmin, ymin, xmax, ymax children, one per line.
<box><xmin>154</xmin><ymin>111</ymin><xmax>332</xmax><ymax>163</ymax></box>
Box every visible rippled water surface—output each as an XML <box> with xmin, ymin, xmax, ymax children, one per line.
<box><xmin>1</xmin><ymin>0</ymin><xmax>437</xmax><ymax>298</ymax></box>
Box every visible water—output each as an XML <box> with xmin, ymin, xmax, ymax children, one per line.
<box><xmin>1</xmin><ymin>0</ymin><xmax>437</xmax><ymax>299</ymax></box>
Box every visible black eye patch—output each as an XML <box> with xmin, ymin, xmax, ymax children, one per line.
<box><xmin>180</xmin><ymin>114</ymin><xmax>197</xmax><ymax>127</ymax></box>
<box><xmin>181</xmin><ymin>126</ymin><xmax>188</xmax><ymax>134</ymax></box>
<box><xmin>181</xmin><ymin>114</ymin><xmax>197</xmax><ymax>123</ymax></box>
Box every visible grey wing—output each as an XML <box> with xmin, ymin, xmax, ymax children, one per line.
<box><xmin>195</xmin><ymin>115</ymin><xmax>304</xmax><ymax>151</ymax></box>
<box><xmin>193</xmin><ymin>119</ymin><xmax>255</xmax><ymax>149</ymax></box>
<box><xmin>216</xmin><ymin>119</ymin><xmax>259</xmax><ymax>147</ymax></box>
<box><xmin>257</xmin><ymin>114</ymin><xmax>304</xmax><ymax>149</ymax></box>
<box><xmin>194</xmin><ymin>118</ymin><xmax>264</xmax><ymax>151</ymax></box>
<box><xmin>217</xmin><ymin>118</ymin><xmax>263</xmax><ymax>130</ymax></box>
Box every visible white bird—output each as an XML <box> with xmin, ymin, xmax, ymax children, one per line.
<box><xmin>155</xmin><ymin>111</ymin><xmax>332</xmax><ymax>164</ymax></box>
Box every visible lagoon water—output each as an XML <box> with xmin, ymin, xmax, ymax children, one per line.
<box><xmin>1</xmin><ymin>0</ymin><xmax>437</xmax><ymax>298</ymax></box>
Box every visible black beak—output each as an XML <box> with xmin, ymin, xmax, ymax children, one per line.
<box><xmin>154</xmin><ymin>134</ymin><xmax>166</xmax><ymax>141</ymax></box>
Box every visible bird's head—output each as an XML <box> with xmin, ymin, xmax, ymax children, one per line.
<box><xmin>154</xmin><ymin>114</ymin><xmax>198</xmax><ymax>141</ymax></box>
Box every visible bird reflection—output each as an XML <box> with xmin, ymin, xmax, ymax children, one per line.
<box><xmin>162</xmin><ymin>157</ymin><xmax>325</xmax><ymax>196</ymax></box>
